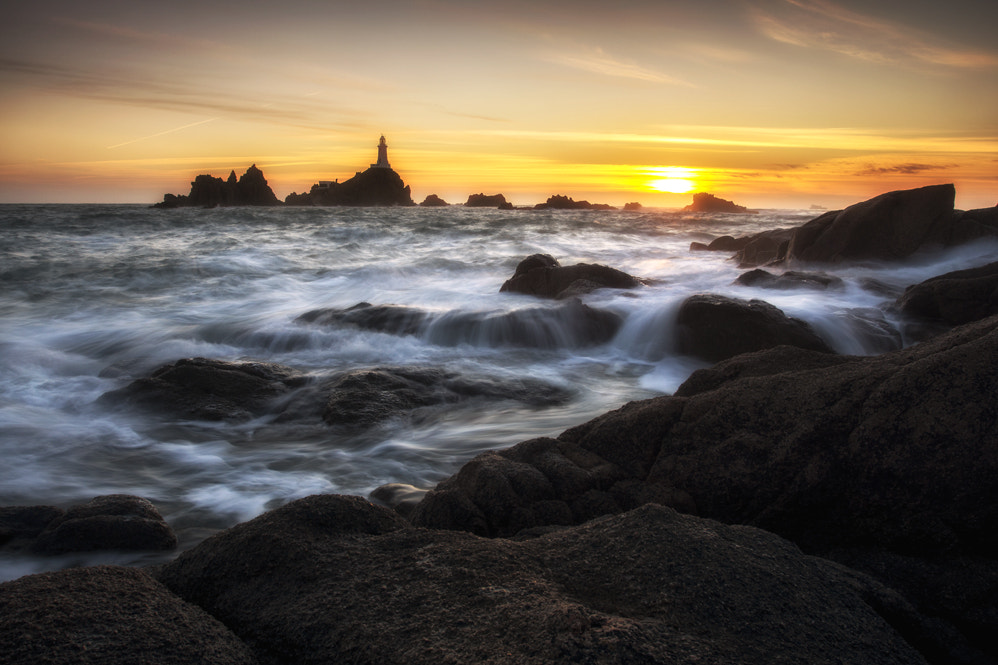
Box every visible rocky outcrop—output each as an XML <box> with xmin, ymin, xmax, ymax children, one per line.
<box><xmin>465</xmin><ymin>193</ymin><xmax>512</xmax><ymax>209</ymax></box>
<box><xmin>683</xmin><ymin>192</ymin><xmax>750</xmax><ymax>213</ymax></box>
<box><xmin>1</xmin><ymin>495</ymin><xmax>176</xmax><ymax>555</ymax></box>
<box><xmin>896</xmin><ymin>261</ymin><xmax>998</xmax><ymax>340</ymax></box>
<box><xmin>0</xmin><ymin>566</ymin><xmax>258</xmax><ymax>665</ymax></box>
<box><xmin>500</xmin><ymin>254</ymin><xmax>642</xmax><ymax>299</ymax></box>
<box><xmin>623</xmin><ymin>201</ymin><xmax>642</xmax><ymax>211</ymax></box>
<box><xmin>154</xmin><ymin>165</ymin><xmax>281</xmax><ymax>208</ymax></box>
<box><xmin>286</xmin><ymin>167</ymin><xmax>414</xmax><ymax>206</ymax></box>
<box><xmin>674</xmin><ymin>294</ymin><xmax>834</xmax><ymax>362</ymax></box>
<box><xmin>410</xmin><ymin>315</ymin><xmax>998</xmax><ymax>662</ymax></box>
<box><xmin>419</xmin><ymin>194</ymin><xmax>449</xmax><ymax>206</ymax></box>
<box><xmin>734</xmin><ymin>268</ymin><xmax>844</xmax><ymax>290</ymax></box>
<box><xmin>297</xmin><ymin>302</ymin><xmax>429</xmax><ymax>337</ymax></box>
<box><xmin>149</xmin><ymin>495</ymin><xmax>933</xmax><ymax>665</ymax></box>
<box><xmin>689</xmin><ymin>234</ymin><xmax>752</xmax><ymax>252</ymax></box>
<box><xmin>534</xmin><ymin>195</ymin><xmax>615</xmax><ymax>210</ymax></box>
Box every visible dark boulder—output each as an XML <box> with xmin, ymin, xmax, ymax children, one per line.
<box><xmin>690</xmin><ymin>234</ymin><xmax>751</xmax><ymax>253</ymax></box>
<box><xmin>28</xmin><ymin>495</ymin><xmax>176</xmax><ymax>555</ymax></box>
<box><xmin>896</xmin><ymin>261</ymin><xmax>998</xmax><ymax>340</ymax></box>
<box><xmin>0</xmin><ymin>505</ymin><xmax>65</xmax><ymax>548</ymax></box>
<box><xmin>732</xmin><ymin>227</ymin><xmax>795</xmax><ymax>266</ymax></box>
<box><xmin>419</xmin><ymin>194</ymin><xmax>449</xmax><ymax>206</ymax></box>
<box><xmin>786</xmin><ymin>184</ymin><xmax>957</xmax><ymax>263</ymax></box>
<box><xmin>500</xmin><ymin>254</ymin><xmax>642</xmax><ymax>299</ymax></box>
<box><xmin>98</xmin><ymin>357</ymin><xmax>306</xmax><ymax>422</ymax></box>
<box><xmin>683</xmin><ymin>192</ymin><xmax>750</xmax><ymax>213</ymax></box>
<box><xmin>0</xmin><ymin>565</ymin><xmax>258</xmax><ymax>665</ymax></box>
<box><xmin>735</xmin><ymin>268</ymin><xmax>844</xmax><ymax>290</ymax></box>
<box><xmin>674</xmin><ymin>294</ymin><xmax>833</xmax><ymax>362</ymax></box>
<box><xmin>155</xmin><ymin>494</ymin><xmax>932</xmax><ymax>665</ymax></box>
<box><xmin>465</xmin><ymin>193</ymin><xmax>512</xmax><ymax>209</ymax></box>
<box><xmin>321</xmin><ymin>366</ymin><xmax>572</xmax><ymax>428</ymax></box>
<box><xmin>623</xmin><ymin>201</ymin><xmax>642</xmax><ymax>211</ymax></box>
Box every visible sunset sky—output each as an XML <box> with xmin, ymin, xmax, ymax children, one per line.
<box><xmin>1</xmin><ymin>0</ymin><xmax>996</xmax><ymax>208</ymax></box>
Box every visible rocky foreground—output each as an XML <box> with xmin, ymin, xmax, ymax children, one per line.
<box><xmin>3</xmin><ymin>184</ymin><xmax>998</xmax><ymax>664</ymax></box>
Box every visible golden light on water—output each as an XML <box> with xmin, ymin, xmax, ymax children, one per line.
<box><xmin>647</xmin><ymin>167</ymin><xmax>697</xmax><ymax>194</ymax></box>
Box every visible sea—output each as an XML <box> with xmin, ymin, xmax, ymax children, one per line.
<box><xmin>2</xmin><ymin>203</ymin><xmax>996</xmax><ymax>581</ymax></box>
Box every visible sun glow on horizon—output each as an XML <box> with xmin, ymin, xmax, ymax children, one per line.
<box><xmin>647</xmin><ymin>167</ymin><xmax>697</xmax><ymax>194</ymax></box>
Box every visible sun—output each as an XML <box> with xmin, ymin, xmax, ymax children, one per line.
<box><xmin>646</xmin><ymin>167</ymin><xmax>697</xmax><ymax>194</ymax></box>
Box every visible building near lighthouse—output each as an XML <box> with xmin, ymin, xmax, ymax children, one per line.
<box><xmin>371</xmin><ymin>135</ymin><xmax>391</xmax><ymax>169</ymax></box>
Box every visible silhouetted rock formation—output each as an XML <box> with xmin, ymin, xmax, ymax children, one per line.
<box><xmin>154</xmin><ymin>165</ymin><xmax>281</xmax><ymax>208</ymax></box>
<box><xmin>623</xmin><ymin>202</ymin><xmax>642</xmax><ymax>211</ymax></box>
<box><xmin>1</xmin><ymin>495</ymin><xmax>176</xmax><ymax>556</ymax></box>
<box><xmin>675</xmin><ymin>294</ymin><xmax>833</xmax><ymax>362</ymax></box>
<box><xmin>465</xmin><ymin>193</ymin><xmax>512</xmax><ymax>209</ymax></box>
<box><xmin>723</xmin><ymin>184</ymin><xmax>998</xmax><ymax>267</ymax></box>
<box><xmin>419</xmin><ymin>194</ymin><xmax>449</xmax><ymax>206</ymax></box>
<box><xmin>286</xmin><ymin>167</ymin><xmax>414</xmax><ymax>206</ymax></box>
<box><xmin>534</xmin><ymin>195</ymin><xmax>615</xmax><ymax>210</ymax></box>
<box><xmin>500</xmin><ymin>254</ymin><xmax>642</xmax><ymax>299</ymax></box>
<box><xmin>683</xmin><ymin>192</ymin><xmax>749</xmax><ymax>213</ymax></box>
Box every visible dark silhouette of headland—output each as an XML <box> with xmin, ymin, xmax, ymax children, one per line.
<box><xmin>683</xmin><ymin>192</ymin><xmax>751</xmax><ymax>213</ymax></box>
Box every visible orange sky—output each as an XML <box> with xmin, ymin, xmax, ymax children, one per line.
<box><xmin>1</xmin><ymin>0</ymin><xmax>996</xmax><ymax>209</ymax></box>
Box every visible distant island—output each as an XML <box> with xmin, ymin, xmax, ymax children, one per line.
<box><xmin>683</xmin><ymin>192</ymin><xmax>751</xmax><ymax>213</ymax></box>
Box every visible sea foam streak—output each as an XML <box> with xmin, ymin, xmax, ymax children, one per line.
<box><xmin>1</xmin><ymin>203</ymin><xmax>994</xmax><ymax>579</ymax></box>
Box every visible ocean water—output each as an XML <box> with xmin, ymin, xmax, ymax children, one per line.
<box><xmin>2</xmin><ymin>203</ymin><xmax>996</xmax><ymax>580</ymax></box>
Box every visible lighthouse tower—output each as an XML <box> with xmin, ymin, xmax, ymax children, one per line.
<box><xmin>372</xmin><ymin>135</ymin><xmax>391</xmax><ymax>169</ymax></box>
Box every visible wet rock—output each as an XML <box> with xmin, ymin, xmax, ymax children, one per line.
<box><xmin>98</xmin><ymin>357</ymin><xmax>306</xmax><ymax>422</ymax></box>
<box><xmin>0</xmin><ymin>505</ymin><xmax>65</xmax><ymax>548</ymax></box>
<box><xmin>0</xmin><ymin>565</ymin><xmax>257</xmax><ymax>665</ymax></box>
<box><xmin>674</xmin><ymin>294</ymin><xmax>834</xmax><ymax>362</ymax></box>
<box><xmin>369</xmin><ymin>483</ymin><xmax>428</xmax><ymax>518</ymax></box>
<box><xmin>734</xmin><ymin>268</ymin><xmax>844</xmax><ymax>290</ymax></box>
<box><xmin>29</xmin><ymin>495</ymin><xmax>176</xmax><ymax>555</ymax></box>
<box><xmin>896</xmin><ymin>260</ymin><xmax>998</xmax><ymax>340</ymax></box>
<box><xmin>835</xmin><ymin>308</ymin><xmax>904</xmax><ymax>354</ymax></box>
<box><xmin>156</xmin><ymin>494</ymin><xmax>931</xmax><ymax>665</ymax></box>
<box><xmin>690</xmin><ymin>235</ymin><xmax>751</xmax><ymax>252</ymax></box>
<box><xmin>322</xmin><ymin>366</ymin><xmax>572</xmax><ymax>428</ymax></box>
<box><xmin>500</xmin><ymin>254</ymin><xmax>642</xmax><ymax>299</ymax></box>
<box><xmin>296</xmin><ymin>302</ymin><xmax>430</xmax><ymax>336</ymax></box>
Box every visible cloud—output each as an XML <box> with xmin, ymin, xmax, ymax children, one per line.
<box><xmin>855</xmin><ymin>163</ymin><xmax>947</xmax><ymax>176</ymax></box>
<box><xmin>750</xmin><ymin>0</ymin><xmax>998</xmax><ymax>69</ymax></box>
<box><xmin>544</xmin><ymin>47</ymin><xmax>695</xmax><ymax>86</ymax></box>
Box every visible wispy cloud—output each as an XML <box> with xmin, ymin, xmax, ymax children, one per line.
<box><xmin>750</xmin><ymin>0</ymin><xmax>998</xmax><ymax>69</ymax></box>
<box><xmin>544</xmin><ymin>47</ymin><xmax>695</xmax><ymax>86</ymax></box>
<box><xmin>855</xmin><ymin>163</ymin><xmax>949</xmax><ymax>176</ymax></box>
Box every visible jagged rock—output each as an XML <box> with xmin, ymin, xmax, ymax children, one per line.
<box><xmin>98</xmin><ymin>357</ymin><xmax>306</xmax><ymax>422</ymax></box>
<box><xmin>623</xmin><ymin>202</ymin><xmax>642</xmax><ymax>211</ymax></box>
<box><xmin>896</xmin><ymin>261</ymin><xmax>998</xmax><ymax>340</ymax></box>
<box><xmin>683</xmin><ymin>192</ymin><xmax>750</xmax><ymax>213</ymax></box>
<box><xmin>500</xmin><ymin>254</ymin><xmax>642</xmax><ymax>299</ymax></box>
<box><xmin>734</xmin><ymin>268</ymin><xmax>845</xmax><ymax>290</ymax></box>
<box><xmin>287</xmin><ymin>167</ymin><xmax>414</xmax><ymax>206</ymax></box>
<box><xmin>154</xmin><ymin>165</ymin><xmax>281</xmax><ymax>208</ymax></box>
<box><xmin>154</xmin><ymin>494</ymin><xmax>933</xmax><ymax>665</ymax></box>
<box><xmin>534</xmin><ymin>195</ymin><xmax>615</xmax><ymax>210</ymax></box>
<box><xmin>28</xmin><ymin>495</ymin><xmax>176</xmax><ymax>555</ymax></box>
<box><xmin>465</xmin><ymin>193</ymin><xmax>512</xmax><ymax>209</ymax></box>
<box><xmin>0</xmin><ymin>566</ymin><xmax>258</xmax><ymax>665</ymax></box>
<box><xmin>674</xmin><ymin>294</ymin><xmax>833</xmax><ymax>362</ymax></box>
<box><xmin>419</xmin><ymin>194</ymin><xmax>449</xmax><ymax>206</ymax></box>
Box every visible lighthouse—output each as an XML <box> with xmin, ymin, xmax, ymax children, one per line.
<box><xmin>372</xmin><ymin>135</ymin><xmax>391</xmax><ymax>169</ymax></box>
